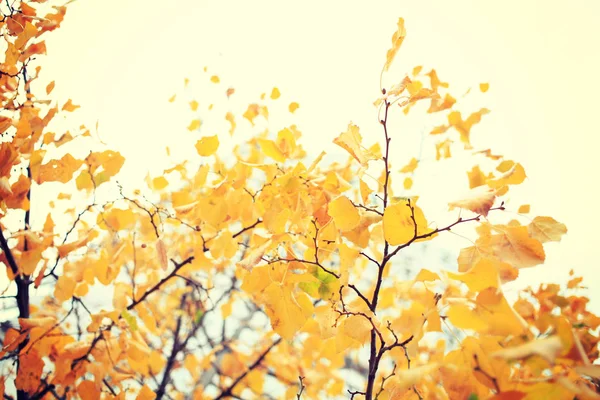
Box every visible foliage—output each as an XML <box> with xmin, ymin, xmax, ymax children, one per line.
<box><xmin>1</xmin><ymin>2</ymin><xmax>599</xmax><ymax>400</ymax></box>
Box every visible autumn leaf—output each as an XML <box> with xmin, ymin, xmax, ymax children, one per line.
<box><xmin>446</xmin><ymin>258</ymin><xmax>500</xmax><ymax>292</ymax></box>
<box><xmin>61</xmin><ymin>99</ymin><xmax>80</xmax><ymax>112</ymax></box>
<box><xmin>258</xmin><ymin>139</ymin><xmax>285</xmax><ymax>163</ymax></box>
<box><xmin>448</xmin><ymin>185</ymin><xmax>496</xmax><ymax>216</ymax></box>
<box><xmin>37</xmin><ymin>153</ymin><xmax>83</xmax><ymax>184</ymax></box>
<box><xmin>333</xmin><ymin>123</ymin><xmax>374</xmax><ymax>167</ymax></box>
<box><xmin>399</xmin><ymin>157</ymin><xmax>418</xmax><ymax>173</ymax></box>
<box><xmin>270</xmin><ymin>87</ymin><xmax>280</xmax><ymax>99</ymax></box>
<box><xmin>237</xmin><ymin>239</ymin><xmax>272</xmax><ymax>271</ymax></box>
<box><xmin>156</xmin><ymin>239</ymin><xmax>168</xmax><ymax>270</ymax></box>
<box><xmin>447</xmin><ymin>108</ymin><xmax>490</xmax><ymax>147</ymax></box>
<box><xmin>383</xmin><ymin>200</ymin><xmax>436</xmax><ymax>246</ymax></box>
<box><xmin>328</xmin><ymin>196</ymin><xmax>360</xmax><ymax>232</ymax></box>
<box><xmin>195</xmin><ymin>135</ymin><xmax>219</xmax><ymax>156</ymax></box>
<box><xmin>487</xmin><ymin>162</ymin><xmax>526</xmax><ymax>189</ymax></box>
<box><xmin>187</xmin><ymin>119</ymin><xmax>202</xmax><ymax>131</ymax></box>
<box><xmin>528</xmin><ymin>216</ymin><xmax>567</xmax><ymax>243</ymax></box>
<box><xmin>493</xmin><ymin>336</ymin><xmax>564</xmax><ymax>363</ymax></box>
<box><xmin>384</xmin><ymin>17</ymin><xmax>407</xmax><ymax>71</ymax></box>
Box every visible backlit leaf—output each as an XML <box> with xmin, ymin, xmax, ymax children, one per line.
<box><xmin>328</xmin><ymin>196</ymin><xmax>360</xmax><ymax>232</ymax></box>
<box><xmin>528</xmin><ymin>216</ymin><xmax>567</xmax><ymax>243</ymax></box>
<box><xmin>384</xmin><ymin>18</ymin><xmax>407</xmax><ymax>71</ymax></box>
<box><xmin>195</xmin><ymin>135</ymin><xmax>219</xmax><ymax>156</ymax></box>
<box><xmin>383</xmin><ymin>200</ymin><xmax>436</xmax><ymax>246</ymax></box>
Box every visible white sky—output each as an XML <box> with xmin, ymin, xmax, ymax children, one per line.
<box><xmin>34</xmin><ymin>0</ymin><xmax>600</xmax><ymax>311</ymax></box>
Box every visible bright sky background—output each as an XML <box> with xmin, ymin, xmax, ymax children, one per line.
<box><xmin>35</xmin><ymin>1</ymin><xmax>600</xmax><ymax>311</ymax></box>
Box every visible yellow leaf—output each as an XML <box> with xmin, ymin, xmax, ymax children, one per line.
<box><xmin>168</xmin><ymin>94</ymin><xmax>176</xmax><ymax>102</ymax></box>
<box><xmin>359</xmin><ymin>179</ymin><xmax>372</xmax><ymax>204</ymax></box>
<box><xmin>57</xmin><ymin>231</ymin><xmax>97</xmax><ymax>258</ymax></box>
<box><xmin>288</xmin><ymin>102</ymin><xmax>299</xmax><ymax>113</ymax></box>
<box><xmin>333</xmin><ymin>124</ymin><xmax>373</xmax><ymax>167</ymax></box>
<box><xmin>270</xmin><ymin>87</ymin><xmax>280</xmax><ymax>99</ymax></box>
<box><xmin>527</xmin><ymin>216</ymin><xmax>567</xmax><ymax>243</ymax></box>
<box><xmin>189</xmin><ymin>100</ymin><xmax>199</xmax><ymax>111</ymax></box>
<box><xmin>484</xmin><ymin>224</ymin><xmax>546</xmax><ymax>269</ymax></box>
<box><xmin>384</xmin><ymin>18</ymin><xmax>407</xmax><ymax>71</ymax></box>
<box><xmin>399</xmin><ymin>158</ymin><xmax>418</xmax><ymax>173</ymax></box>
<box><xmin>467</xmin><ymin>165</ymin><xmax>487</xmax><ymax>188</ymax></box>
<box><xmin>446</xmin><ymin>258</ymin><xmax>500</xmax><ymax>292</ymax></box>
<box><xmin>258</xmin><ymin>139</ymin><xmax>285</xmax><ymax>163</ymax></box>
<box><xmin>447</xmin><ymin>108</ymin><xmax>490</xmax><ymax>147</ymax></box>
<box><xmin>403</xmin><ymin>177</ymin><xmax>413</xmax><ymax>190</ymax></box>
<box><xmin>152</xmin><ymin>176</ymin><xmax>168</xmax><ymax>190</ymax></box>
<box><xmin>415</xmin><ymin>269</ymin><xmax>439</xmax><ymax>282</ymax></box>
<box><xmin>54</xmin><ymin>275</ymin><xmax>76</xmax><ymax>303</ymax></box>
<box><xmin>97</xmin><ymin>207</ymin><xmax>136</xmax><ymax>231</ymax></box>
<box><xmin>428</xmin><ymin>93</ymin><xmax>456</xmax><ymax>113</ymax></box>
<box><xmin>221</xmin><ymin>301</ymin><xmax>233</xmax><ymax>319</ymax></box>
<box><xmin>237</xmin><ymin>239</ymin><xmax>272</xmax><ymax>271</ymax></box>
<box><xmin>61</xmin><ymin>99</ymin><xmax>80</xmax><ymax>112</ymax></box>
<box><xmin>448</xmin><ymin>186</ymin><xmax>496</xmax><ymax>216</ymax></box>
<box><xmin>195</xmin><ymin>135</ymin><xmax>219</xmax><ymax>156</ymax></box>
<box><xmin>136</xmin><ymin>385</ymin><xmax>156</xmax><ymax>400</ymax></box>
<box><xmin>244</xmin><ymin>104</ymin><xmax>260</xmax><ymax>125</ymax></box>
<box><xmin>343</xmin><ymin>315</ymin><xmax>372</xmax><ymax>343</ymax></box>
<box><xmin>225</xmin><ymin>112</ymin><xmax>236</xmax><ymax>136</ymax></box>
<box><xmin>447</xmin><ymin>303</ymin><xmax>488</xmax><ymax>331</ymax></box>
<box><xmin>427</xmin><ymin>69</ymin><xmax>449</xmax><ymax>91</ymax></box>
<box><xmin>210</xmin><ymin>75</ymin><xmax>220</xmax><ymax>83</ymax></box>
<box><xmin>187</xmin><ymin>119</ymin><xmax>201</xmax><ymax>131</ymax></box>
<box><xmin>328</xmin><ymin>196</ymin><xmax>360</xmax><ymax>232</ymax></box>
<box><xmin>493</xmin><ymin>336</ymin><xmax>563</xmax><ymax>363</ymax></box>
<box><xmin>480</xmin><ymin>83</ymin><xmax>490</xmax><ymax>92</ymax></box>
<box><xmin>518</xmin><ymin>204</ymin><xmax>530</xmax><ymax>214</ymax></box>
<box><xmin>262</xmin><ymin>283</ymin><xmax>306</xmax><ymax>339</ymax></box>
<box><xmin>383</xmin><ymin>200</ymin><xmax>436</xmax><ymax>246</ymax></box>
<box><xmin>385</xmin><ymin>363</ymin><xmax>440</xmax><ymax>397</ymax></box>
<box><xmin>16</xmin><ymin>248</ymin><xmax>42</xmax><ymax>276</ymax></box>
<box><xmin>487</xmin><ymin>162</ymin><xmax>526</xmax><ymax>188</ymax></box>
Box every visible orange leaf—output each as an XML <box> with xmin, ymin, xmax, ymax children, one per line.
<box><xmin>61</xmin><ymin>99</ymin><xmax>80</xmax><ymax>112</ymax></box>
<box><xmin>37</xmin><ymin>154</ymin><xmax>83</xmax><ymax>184</ymax></box>
<box><xmin>136</xmin><ymin>385</ymin><xmax>157</xmax><ymax>400</ymax></box>
<box><xmin>14</xmin><ymin>352</ymin><xmax>44</xmax><ymax>394</ymax></box>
